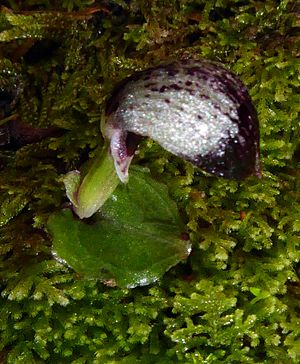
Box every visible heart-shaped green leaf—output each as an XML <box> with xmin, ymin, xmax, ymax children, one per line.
<box><xmin>48</xmin><ymin>167</ymin><xmax>191</xmax><ymax>288</ymax></box>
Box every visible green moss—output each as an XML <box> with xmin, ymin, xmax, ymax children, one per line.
<box><xmin>0</xmin><ymin>0</ymin><xmax>299</xmax><ymax>362</ymax></box>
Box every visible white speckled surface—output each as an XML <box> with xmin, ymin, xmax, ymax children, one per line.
<box><xmin>105</xmin><ymin>59</ymin><xmax>260</xmax><ymax>181</ymax></box>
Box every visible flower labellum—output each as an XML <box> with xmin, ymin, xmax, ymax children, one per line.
<box><xmin>104</xmin><ymin>59</ymin><xmax>261</xmax><ymax>182</ymax></box>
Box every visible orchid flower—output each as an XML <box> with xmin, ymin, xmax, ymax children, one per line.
<box><xmin>64</xmin><ymin>59</ymin><xmax>261</xmax><ymax>218</ymax></box>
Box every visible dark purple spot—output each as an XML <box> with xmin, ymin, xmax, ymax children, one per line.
<box><xmin>209</xmin><ymin>69</ymin><xmax>249</xmax><ymax>106</ymax></box>
<box><xmin>167</xmin><ymin>69</ymin><xmax>179</xmax><ymax>77</ymax></box>
<box><xmin>150</xmin><ymin>87</ymin><xmax>159</xmax><ymax>92</ymax></box>
<box><xmin>165</xmin><ymin>98</ymin><xmax>170</xmax><ymax>103</ymax></box>
<box><xmin>159</xmin><ymin>86</ymin><xmax>168</xmax><ymax>93</ymax></box>
<box><xmin>200</xmin><ymin>94</ymin><xmax>209</xmax><ymax>100</ymax></box>
<box><xmin>126</xmin><ymin>132</ymin><xmax>143</xmax><ymax>156</ymax></box>
<box><xmin>186</xmin><ymin>67</ymin><xmax>201</xmax><ymax>76</ymax></box>
<box><xmin>185</xmin><ymin>88</ymin><xmax>196</xmax><ymax>95</ymax></box>
<box><xmin>185</xmin><ymin>81</ymin><xmax>192</xmax><ymax>86</ymax></box>
<box><xmin>197</xmin><ymin>115</ymin><xmax>202</xmax><ymax>120</ymax></box>
<box><xmin>186</xmin><ymin>67</ymin><xmax>210</xmax><ymax>80</ymax></box>
<box><xmin>198</xmin><ymin>74</ymin><xmax>208</xmax><ymax>81</ymax></box>
<box><xmin>170</xmin><ymin>84</ymin><xmax>182</xmax><ymax>91</ymax></box>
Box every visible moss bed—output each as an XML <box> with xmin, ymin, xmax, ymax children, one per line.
<box><xmin>0</xmin><ymin>1</ymin><xmax>300</xmax><ymax>363</ymax></box>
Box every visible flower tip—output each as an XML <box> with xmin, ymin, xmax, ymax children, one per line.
<box><xmin>114</xmin><ymin>159</ymin><xmax>130</xmax><ymax>183</ymax></box>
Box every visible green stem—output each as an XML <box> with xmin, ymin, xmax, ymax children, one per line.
<box><xmin>0</xmin><ymin>113</ymin><xmax>18</xmax><ymax>126</ymax></box>
<box><xmin>63</xmin><ymin>144</ymin><xmax>120</xmax><ymax>219</ymax></box>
